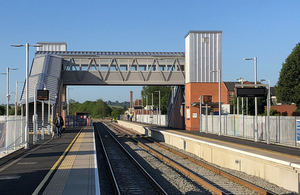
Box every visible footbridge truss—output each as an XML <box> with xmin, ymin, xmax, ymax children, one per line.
<box><xmin>36</xmin><ymin>51</ymin><xmax>185</xmax><ymax>86</ymax></box>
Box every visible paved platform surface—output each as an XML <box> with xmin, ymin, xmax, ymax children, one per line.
<box><xmin>124</xmin><ymin>121</ymin><xmax>300</xmax><ymax>167</ymax></box>
<box><xmin>0</xmin><ymin>126</ymin><xmax>99</xmax><ymax>195</ymax></box>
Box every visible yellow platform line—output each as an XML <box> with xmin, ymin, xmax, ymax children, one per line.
<box><xmin>32</xmin><ymin>127</ymin><xmax>84</xmax><ymax>195</ymax></box>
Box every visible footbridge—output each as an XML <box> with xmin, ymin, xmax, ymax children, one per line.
<box><xmin>19</xmin><ymin>48</ymin><xmax>186</xmax><ymax>131</ymax></box>
<box><xmin>19</xmin><ymin>31</ymin><xmax>222</xmax><ymax>132</ymax></box>
<box><xmin>35</xmin><ymin>51</ymin><xmax>186</xmax><ymax>86</ymax></box>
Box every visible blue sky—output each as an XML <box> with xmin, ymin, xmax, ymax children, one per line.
<box><xmin>0</xmin><ymin>0</ymin><xmax>300</xmax><ymax>104</ymax></box>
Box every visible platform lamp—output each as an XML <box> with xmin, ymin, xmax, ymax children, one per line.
<box><xmin>11</xmin><ymin>43</ymin><xmax>42</xmax><ymax>149</ymax></box>
<box><xmin>243</xmin><ymin>57</ymin><xmax>258</xmax><ymax>142</ymax></box>
<box><xmin>210</xmin><ymin>69</ymin><xmax>221</xmax><ymax>136</ymax></box>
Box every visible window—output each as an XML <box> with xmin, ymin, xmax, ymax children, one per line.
<box><xmin>229</xmin><ymin>92</ymin><xmax>234</xmax><ymax>97</ymax></box>
<box><xmin>203</xmin><ymin>37</ymin><xmax>209</xmax><ymax>43</ymax></box>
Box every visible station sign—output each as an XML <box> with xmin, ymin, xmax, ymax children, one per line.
<box><xmin>134</xmin><ymin>105</ymin><xmax>143</xmax><ymax>109</ymax></box>
<box><xmin>202</xmin><ymin>95</ymin><xmax>212</xmax><ymax>104</ymax></box>
<box><xmin>37</xmin><ymin>90</ymin><xmax>49</xmax><ymax>100</ymax></box>
<box><xmin>236</xmin><ymin>88</ymin><xmax>265</xmax><ymax>97</ymax></box>
<box><xmin>297</xmin><ymin>120</ymin><xmax>300</xmax><ymax>142</ymax></box>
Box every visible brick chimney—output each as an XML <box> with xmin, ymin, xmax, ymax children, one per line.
<box><xmin>130</xmin><ymin>91</ymin><xmax>133</xmax><ymax>108</ymax></box>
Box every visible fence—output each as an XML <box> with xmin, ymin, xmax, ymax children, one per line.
<box><xmin>121</xmin><ymin>114</ymin><xmax>168</xmax><ymax>126</ymax></box>
<box><xmin>0</xmin><ymin>116</ymin><xmax>26</xmax><ymax>154</ymax></box>
<box><xmin>65</xmin><ymin>115</ymin><xmax>92</xmax><ymax>127</ymax></box>
<box><xmin>201</xmin><ymin>114</ymin><xmax>300</xmax><ymax>147</ymax></box>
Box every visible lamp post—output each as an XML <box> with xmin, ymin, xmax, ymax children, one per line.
<box><xmin>151</xmin><ymin>93</ymin><xmax>153</xmax><ymax>124</ymax></box>
<box><xmin>11</xmin><ymin>43</ymin><xmax>41</xmax><ymax>149</ymax></box>
<box><xmin>1</xmin><ymin>68</ymin><xmax>17</xmax><ymax>151</ymax></box>
<box><xmin>67</xmin><ymin>87</ymin><xmax>73</xmax><ymax>116</ymax></box>
<box><xmin>9</xmin><ymin>92</ymin><xmax>16</xmax><ymax>149</ymax></box>
<box><xmin>267</xmin><ymin>80</ymin><xmax>271</xmax><ymax>144</ymax></box>
<box><xmin>16</xmin><ymin>81</ymin><xmax>24</xmax><ymax>145</ymax></box>
<box><xmin>243</xmin><ymin>57</ymin><xmax>258</xmax><ymax>142</ymax></box>
<box><xmin>1</xmin><ymin>67</ymin><xmax>18</xmax><ymax>117</ymax></box>
<box><xmin>34</xmin><ymin>82</ymin><xmax>47</xmax><ymax>144</ymax></box>
<box><xmin>145</xmin><ymin>95</ymin><xmax>148</xmax><ymax>123</ymax></box>
<box><xmin>16</xmin><ymin>81</ymin><xmax>24</xmax><ymax>115</ymax></box>
<box><xmin>155</xmin><ymin>91</ymin><xmax>161</xmax><ymax>125</ymax></box>
<box><xmin>236</xmin><ymin>77</ymin><xmax>245</xmax><ymax>137</ymax></box>
<box><xmin>210</xmin><ymin>69</ymin><xmax>221</xmax><ymax>136</ymax></box>
<box><xmin>236</xmin><ymin>77</ymin><xmax>244</xmax><ymax>115</ymax></box>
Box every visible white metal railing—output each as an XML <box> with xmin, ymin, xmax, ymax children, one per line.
<box><xmin>200</xmin><ymin>114</ymin><xmax>300</xmax><ymax>147</ymax></box>
<box><xmin>123</xmin><ymin>113</ymin><xmax>300</xmax><ymax>147</ymax></box>
<box><xmin>135</xmin><ymin>114</ymin><xmax>168</xmax><ymax>126</ymax></box>
<box><xmin>0</xmin><ymin>116</ymin><xmax>26</xmax><ymax>154</ymax></box>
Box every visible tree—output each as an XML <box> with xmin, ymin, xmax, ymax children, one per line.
<box><xmin>141</xmin><ymin>86</ymin><xmax>171</xmax><ymax>114</ymax></box>
<box><xmin>111</xmin><ymin>107</ymin><xmax>125</xmax><ymax>120</ymax></box>
<box><xmin>95</xmin><ymin>99</ymin><xmax>112</xmax><ymax>118</ymax></box>
<box><xmin>275</xmin><ymin>43</ymin><xmax>300</xmax><ymax>112</ymax></box>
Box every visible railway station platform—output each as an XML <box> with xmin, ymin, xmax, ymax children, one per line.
<box><xmin>117</xmin><ymin>120</ymin><xmax>300</xmax><ymax>193</ymax></box>
<box><xmin>0</xmin><ymin>126</ymin><xmax>99</xmax><ymax>195</ymax></box>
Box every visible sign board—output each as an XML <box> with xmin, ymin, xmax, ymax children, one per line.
<box><xmin>236</xmin><ymin>88</ymin><xmax>265</xmax><ymax>97</ymax></box>
<box><xmin>202</xmin><ymin>95</ymin><xmax>212</xmax><ymax>104</ymax></box>
<box><xmin>134</xmin><ymin>105</ymin><xmax>143</xmax><ymax>109</ymax></box>
<box><xmin>37</xmin><ymin>90</ymin><xmax>49</xmax><ymax>100</ymax></box>
<box><xmin>186</xmin><ymin>109</ymin><xmax>190</xmax><ymax>119</ymax></box>
<box><xmin>192</xmin><ymin>113</ymin><xmax>197</xmax><ymax>118</ymax></box>
<box><xmin>297</xmin><ymin>120</ymin><xmax>300</xmax><ymax>142</ymax></box>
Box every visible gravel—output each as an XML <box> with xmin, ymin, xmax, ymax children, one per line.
<box><xmin>105</xmin><ymin>122</ymin><xmax>298</xmax><ymax>195</ymax></box>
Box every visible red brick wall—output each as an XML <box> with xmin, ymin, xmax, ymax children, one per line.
<box><xmin>185</xmin><ymin>82</ymin><xmax>229</xmax><ymax>131</ymax></box>
<box><xmin>270</xmin><ymin>105</ymin><xmax>299</xmax><ymax>116</ymax></box>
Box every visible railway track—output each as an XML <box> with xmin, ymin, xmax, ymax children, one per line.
<box><xmin>94</xmin><ymin>122</ymin><xmax>167</xmax><ymax>195</ymax></box>
<box><xmin>106</xmin><ymin>121</ymin><xmax>275</xmax><ymax>195</ymax></box>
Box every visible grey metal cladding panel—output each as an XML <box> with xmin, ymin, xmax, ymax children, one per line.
<box><xmin>185</xmin><ymin>31</ymin><xmax>222</xmax><ymax>83</ymax></box>
<box><xmin>44</xmin><ymin>75</ymin><xmax>59</xmax><ymax>104</ymax></box>
<box><xmin>20</xmin><ymin>55</ymin><xmax>62</xmax><ymax>104</ymax></box>
<box><xmin>185</xmin><ymin>35</ymin><xmax>191</xmax><ymax>83</ymax></box>
<box><xmin>48</xmin><ymin>56</ymin><xmax>62</xmax><ymax>78</ymax></box>
<box><xmin>20</xmin><ymin>76</ymin><xmax>39</xmax><ymax>104</ymax></box>
<box><xmin>185</xmin><ymin>30</ymin><xmax>222</xmax><ymax>38</ymax></box>
<box><xmin>31</xmin><ymin>56</ymin><xmax>46</xmax><ymax>76</ymax></box>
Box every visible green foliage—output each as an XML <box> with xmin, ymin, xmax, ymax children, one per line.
<box><xmin>95</xmin><ymin>99</ymin><xmax>112</xmax><ymax>118</ymax></box>
<box><xmin>141</xmin><ymin>86</ymin><xmax>171</xmax><ymax>114</ymax></box>
<box><xmin>111</xmin><ymin>107</ymin><xmax>125</xmax><ymax>120</ymax></box>
<box><xmin>261</xmin><ymin>108</ymin><xmax>281</xmax><ymax>116</ymax></box>
<box><xmin>106</xmin><ymin>100</ymin><xmax>130</xmax><ymax>108</ymax></box>
<box><xmin>9</xmin><ymin>106</ymin><xmax>21</xmax><ymax>115</ymax></box>
<box><xmin>276</xmin><ymin>42</ymin><xmax>300</xmax><ymax>110</ymax></box>
<box><xmin>69</xmin><ymin>99</ymin><xmax>114</xmax><ymax>119</ymax></box>
<box><xmin>0</xmin><ymin>105</ymin><xmax>5</xmax><ymax>115</ymax></box>
<box><xmin>0</xmin><ymin>105</ymin><xmax>22</xmax><ymax>115</ymax></box>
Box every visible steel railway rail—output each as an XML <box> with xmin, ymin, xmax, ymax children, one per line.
<box><xmin>94</xmin><ymin>122</ymin><xmax>167</xmax><ymax>195</ymax></box>
<box><xmin>106</xmin><ymin>122</ymin><xmax>275</xmax><ymax>195</ymax></box>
